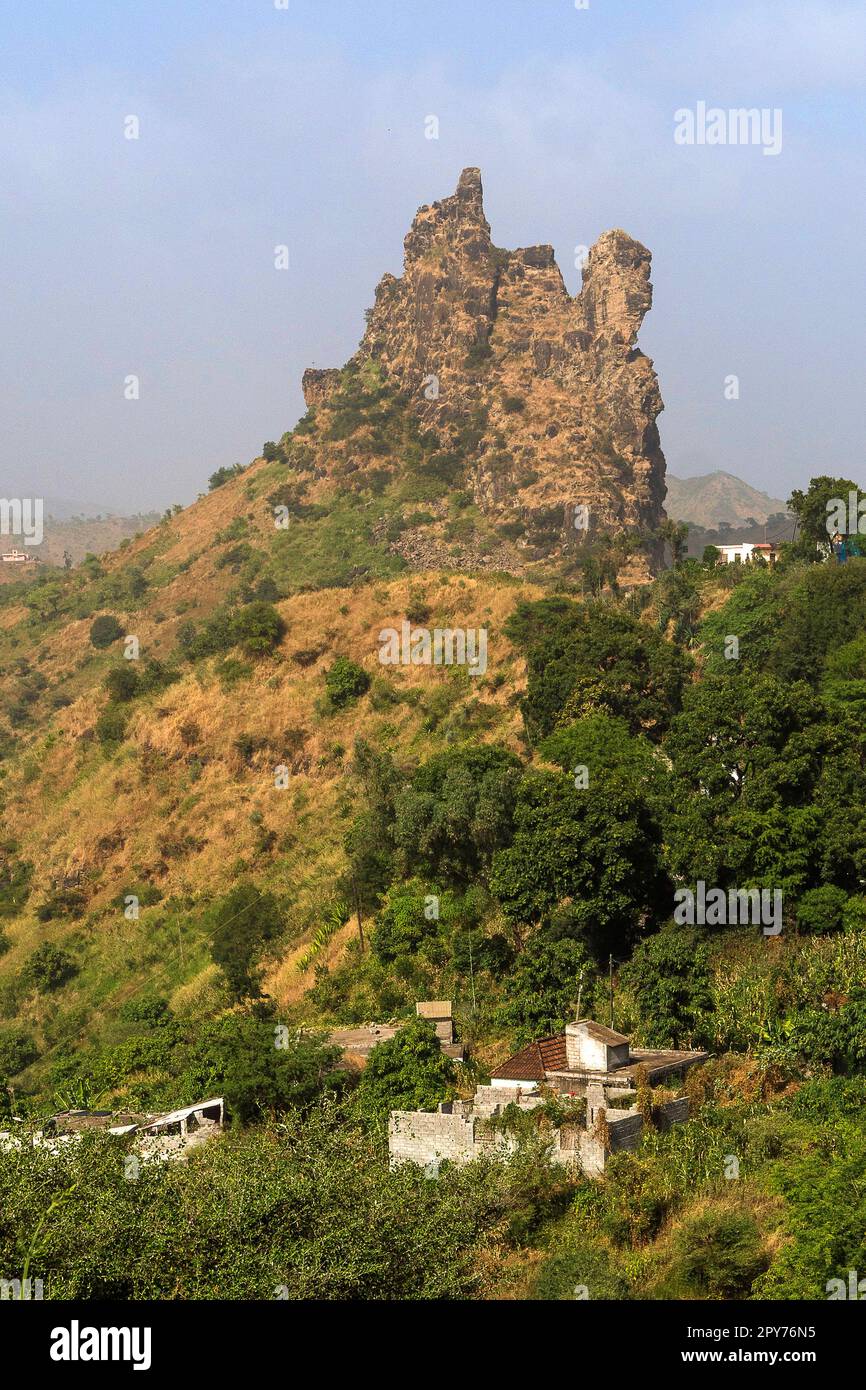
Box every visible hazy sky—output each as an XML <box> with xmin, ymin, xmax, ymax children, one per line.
<box><xmin>2</xmin><ymin>0</ymin><xmax>864</xmax><ymax>512</ymax></box>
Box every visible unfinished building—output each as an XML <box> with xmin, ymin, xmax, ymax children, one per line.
<box><xmin>389</xmin><ymin>1019</ymin><xmax>706</xmax><ymax>1176</ymax></box>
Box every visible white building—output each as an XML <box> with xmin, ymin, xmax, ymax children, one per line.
<box><xmin>717</xmin><ymin>541</ymin><xmax>778</xmax><ymax>565</ymax></box>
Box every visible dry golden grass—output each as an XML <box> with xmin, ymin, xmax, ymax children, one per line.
<box><xmin>0</xmin><ymin>553</ymin><xmax>543</xmax><ymax>1026</ymax></box>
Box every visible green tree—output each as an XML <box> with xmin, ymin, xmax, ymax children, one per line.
<box><xmin>209</xmin><ymin>884</ymin><xmax>284</xmax><ymax>1001</ymax></box>
<box><xmin>355</xmin><ymin>1016</ymin><xmax>455</xmax><ymax>1125</ymax></box>
<box><xmin>178</xmin><ymin>1017</ymin><xmax>343</xmax><ymax>1125</ymax></box>
<box><xmin>659</xmin><ymin>518</ymin><xmax>690</xmax><ymax>566</ymax></box>
<box><xmin>788</xmin><ymin>474</ymin><xmax>861</xmax><ymax>551</ymax></box>
<box><xmin>795</xmin><ymin>886</ymin><xmax>848</xmax><ymax>935</ymax></box>
<box><xmin>370</xmin><ymin>879</ymin><xmax>445</xmax><ymax>964</ymax></box>
<box><xmin>21</xmin><ymin>944</ymin><xmax>76</xmax><ymax>993</ymax></box>
<box><xmin>231</xmin><ymin>601</ymin><xmax>285</xmax><ymax>656</ymax></box>
<box><xmin>539</xmin><ymin>713</ymin><xmax>669</xmax><ymax>810</ymax></box>
<box><xmin>208</xmin><ymin>463</ymin><xmax>245</xmax><ymax>490</ymax></box>
<box><xmin>497</xmin><ymin>937</ymin><xmax>595</xmax><ymax>1044</ymax></box>
<box><xmin>506</xmin><ymin>598</ymin><xmax>690</xmax><ymax>743</ymax></box>
<box><xmin>489</xmin><ymin>769</ymin><xmax>670</xmax><ymax>959</ymax></box>
<box><xmin>619</xmin><ymin>927</ymin><xmax>713</xmax><ymax>1048</ymax></box>
<box><xmin>392</xmin><ymin>745</ymin><xmax>522</xmax><ymax>886</ymax></box>
<box><xmin>0</xmin><ymin>1026</ymin><xmax>39</xmax><ymax>1076</ymax></box>
<box><xmin>104</xmin><ymin>665</ymin><xmax>141</xmax><ymax>702</ymax></box>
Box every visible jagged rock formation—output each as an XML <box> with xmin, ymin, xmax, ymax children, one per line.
<box><xmin>303</xmin><ymin>167</ymin><xmax>667</xmax><ymax>568</ymax></box>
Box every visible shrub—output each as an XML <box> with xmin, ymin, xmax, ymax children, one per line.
<box><xmin>231</xmin><ymin>601</ymin><xmax>286</xmax><ymax>657</ymax></box>
<box><xmin>96</xmin><ymin>705</ymin><xmax>129</xmax><ymax>747</ymax></box>
<box><xmin>118</xmin><ymin>996</ymin><xmax>171</xmax><ymax>1026</ymax></box>
<box><xmin>370</xmin><ymin>880</ymin><xmax>443</xmax><ymax>964</ymax></box>
<box><xmin>355</xmin><ymin>1017</ymin><xmax>456</xmax><ymax>1126</ymax></box>
<box><xmin>35</xmin><ymin>889</ymin><xmax>86</xmax><ymax>923</ymax></box>
<box><xmin>0</xmin><ymin>1026</ymin><xmax>38</xmax><ymax>1076</ymax></box>
<box><xmin>137</xmin><ymin>660</ymin><xmax>180</xmax><ymax>694</ymax></box>
<box><xmin>668</xmin><ymin>1207</ymin><xmax>768</xmax><ymax>1298</ymax></box>
<box><xmin>464</xmin><ymin>342</ymin><xmax>493</xmax><ymax>369</ymax></box>
<box><xmin>234</xmin><ymin>733</ymin><xmax>266</xmax><ymax>764</ymax></box>
<box><xmin>208</xmin><ymin>463</ymin><xmax>245</xmax><ymax>491</ymax></box>
<box><xmin>532</xmin><ymin>1241</ymin><xmax>628</xmax><ymax>1301</ymax></box>
<box><xmin>795</xmin><ymin>885</ymin><xmax>848</xmax><ymax>935</ymax></box>
<box><xmin>89</xmin><ymin>615</ymin><xmax>123</xmax><ymax>649</ymax></box>
<box><xmin>324</xmin><ymin>656</ymin><xmax>371</xmax><ymax>709</ymax></box>
<box><xmin>216</xmin><ymin>657</ymin><xmax>253</xmax><ymax>689</ymax></box>
<box><xmin>104</xmin><ymin>666</ymin><xmax>141</xmax><ymax>702</ymax></box>
<box><xmin>21</xmin><ymin>943</ymin><xmax>77</xmax><ymax>993</ymax></box>
<box><xmin>209</xmin><ymin>884</ymin><xmax>284</xmax><ymax>1001</ymax></box>
<box><xmin>405</xmin><ymin>588</ymin><xmax>431</xmax><ymax>624</ymax></box>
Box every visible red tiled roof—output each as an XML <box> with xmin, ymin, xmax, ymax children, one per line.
<box><xmin>491</xmin><ymin>1034</ymin><xmax>567</xmax><ymax>1082</ymax></box>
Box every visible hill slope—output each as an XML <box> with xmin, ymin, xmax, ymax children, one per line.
<box><xmin>665</xmin><ymin>471</ymin><xmax>788</xmax><ymax>528</ymax></box>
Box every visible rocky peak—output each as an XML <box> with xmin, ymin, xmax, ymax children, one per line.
<box><xmin>302</xmin><ymin>168</ymin><xmax>667</xmax><ymax>571</ymax></box>
<box><xmin>577</xmin><ymin>229</ymin><xmax>654</xmax><ymax>346</ymax></box>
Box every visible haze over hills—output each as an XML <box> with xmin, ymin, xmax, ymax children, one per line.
<box><xmin>0</xmin><ymin>508</ymin><xmax>161</xmax><ymax>578</ymax></box>
<box><xmin>664</xmin><ymin>471</ymin><xmax>789</xmax><ymax>530</ymax></box>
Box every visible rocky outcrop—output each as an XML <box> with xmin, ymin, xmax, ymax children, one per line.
<box><xmin>303</xmin><ymin>168</ymin><xmax>667</xmax><ymax>565</ymax></box>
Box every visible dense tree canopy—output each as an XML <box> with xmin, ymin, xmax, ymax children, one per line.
<box><xmin>505</xmin><ymin>597</ymin><xmax>691</xmax><ymax>743</ymax></box>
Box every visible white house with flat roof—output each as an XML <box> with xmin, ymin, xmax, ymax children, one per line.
<box><xmin>717</xmin><ymin>541</ymin><xmax>778</xmax><ymax>565</ymax></box>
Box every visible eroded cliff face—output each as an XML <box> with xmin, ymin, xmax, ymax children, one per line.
<box><xmin>302</xmin><ymin>168</ymin><xmax>667</xmax><ymax>568</ymax></box>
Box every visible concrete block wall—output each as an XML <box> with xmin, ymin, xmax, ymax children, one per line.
<box><xmin>606</xmin><ymin>1110</ymin><xmax>643</xmax><ymax>1153</ymax></box>
<box><xmin>389</xmin><ymin>1109</ymin><xmax>477</xmax><ymax>1166</ymax></box>
<box><xmin>389</xmin><ymin>1090</ymin><xmax>690</xmax><ymax>1174</ymax></box>
<box><xmin>471</xmin><ymin>1085</ymin><xmax>544</xmax><ymax>1119</ymax></box>
<box><xmin>656</xmin><ymin>1097</ymin><xmax>689</xmax><ymax>1130</ymax></box>
<box><xmin>578</xmin><ymin>1130</ymin><xmax>606</xmax><ymax>1177</ymax></box>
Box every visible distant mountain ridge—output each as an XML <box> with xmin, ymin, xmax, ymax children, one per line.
<box><xmin>665</xmin><ymin>471</ymin><xmax>789</xmax><ymax>529</ymax></box>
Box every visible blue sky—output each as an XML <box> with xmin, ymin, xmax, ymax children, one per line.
<box><xmin>1</xmin><ymin>0</ymin><xmax>864</xmax><ymax>511</ymax></box>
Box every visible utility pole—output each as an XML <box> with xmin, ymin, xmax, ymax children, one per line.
<box><xmin>352</xmin><ymin>874</ymin><xmax>365</xmax><ymax>953</ymax></box>
<box><xmin>608</xmin><ymin>954</ymin><xmax>614</xmax><ymax>1028</ymax></box>
<box><xmin>576</xmin><ymin>968</ymin><xmax>584</xmax><ymax>1021</ymax></box>
<box><xmin>467</xmin><ymin>924</ymin><xmax>476</xmax><ymax>1016</ymax></box>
